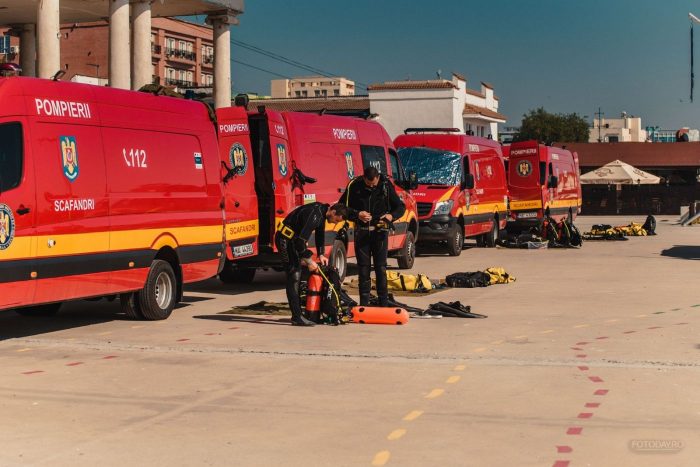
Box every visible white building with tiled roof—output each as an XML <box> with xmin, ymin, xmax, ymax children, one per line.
<box><xmin>367</xmin><ymin>73</ymin><xmax>506</xmax><ymax>140</ymax></box>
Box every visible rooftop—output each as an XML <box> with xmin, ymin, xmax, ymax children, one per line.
<box><xmin>555</xmin><ymin>142</ymin><xmax>700</xmax><ymax>167</ymax></box>
<box><xmin>463</xmin><ymin>103</ymin><xmax>507</xmax><ymax>122</ymax></box>
<box><xmin>367</xmin><ymin>80</ymin><xmax>457</xmax><ymax>91</ymax></box>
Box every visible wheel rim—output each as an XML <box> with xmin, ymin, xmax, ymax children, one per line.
<box><xmin>154</xmin><ymin>271</ymin><xmax>173</xmax><ymax>309</ymax></box>
<box><xmin>334</xmin><ymin>250</ymin><xmax>345</xmax><ymax>278</ymax></box>
<box><xmin>492</xmin><ymin>221</ymin><xmax>497</xmax><ymax>243</ymax></box>
<box><xmin>407</xmin><ymin>237</ymin><xmax>414</xmax><ymax>259</ymax></box>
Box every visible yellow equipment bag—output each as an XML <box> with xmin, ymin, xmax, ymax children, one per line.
<box><xmin>615</xmin><ymin>222</ymin><xmax>647</xmax><ymax>236</ymax></box>
<box><xmin>484</xmin><ymin>267</ymin><xmax>516</xmax><ymax>285</ymax></box>
<box><xmin>385</xmin><ymin>271</ymin><xmax>433</xmax><ymax>292</ymax></box>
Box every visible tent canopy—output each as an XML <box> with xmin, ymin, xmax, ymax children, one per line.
<box><xmin>580</xmin><ymin>159</ymin><xmax>660</xmax><ymax>185</ymax></box>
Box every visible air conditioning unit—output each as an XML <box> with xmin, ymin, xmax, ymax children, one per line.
<box><xmin>10</xmin><ymin>46</ymin><xmax>19</xmax><ymax>54</ymax></box>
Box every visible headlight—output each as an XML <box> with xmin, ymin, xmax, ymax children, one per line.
<box><xmin>433</xmin><ymin>200</ymin><xmax>454</xmax><ymax>216</ymax></box>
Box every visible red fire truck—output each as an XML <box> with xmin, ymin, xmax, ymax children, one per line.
<box><xmin>217</xmin><ymin>99</ymin><xmax>419</xmax><ymax>282</ymax></box>
<box><xmin>394</xmin><ymin>129</ymin><xmax>508</xmax><ymax>256</ymax></box>
<box><xmin>0</xmin><ymin>77</ymin><xmax>226</xmax><ymax>319</ymax></box>
<box><xmin>506</xmin><ymin>140</ymin><xmax>582</xmax><ymax>231</ymax></box>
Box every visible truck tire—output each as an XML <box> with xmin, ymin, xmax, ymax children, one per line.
<box><xmin>446</xmin><ymin>224</ymin><xmax>464</xmax><ymax>256</ymax></box>
<box><xmin>397</xmin><ymin>231</ymin><xmax>416</xmax><ymax>269</ymax></box>
<box><xmin>15</xmin><ymin>303</ymin><xmax>62</xmax><ymax>317</ymax></box>
<box><xmin>484</xmin><ymin>218</ymin><xmax>498</xmax><ymax>248</ymax></box>
<box><xmin>138</xmin><ymin>260</ymin><xmax>177</xmax><ymax>320</ymax></box>
<box><xmin>120</xmin><ymin>292</ymin><xmax>144</xmax><ymax>320</ymax></box>
<box><xmin>219</xmin><ymin>263</ymin><xmax>256</xmax><ymax>284</ymax></box>
<box><xmin>329</xmin><ymin>240</ymin><xmax>348</xmax><ymax>282</ymax></box>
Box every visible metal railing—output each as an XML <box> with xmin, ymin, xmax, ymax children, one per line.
<box><xmin>164</xmin><ymin>47</ymin><xmax>196</xmax><ymax>62</ymax></box>
<box><xmin>165</xmin><ymin>78</ymin><xmax>193</xmax><ymax>87</ymax></box>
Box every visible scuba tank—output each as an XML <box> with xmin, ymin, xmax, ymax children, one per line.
<box><xmin>305</xmin><ymin>273</ymin><xmax>323</xmax><ymax>323</ymax></box>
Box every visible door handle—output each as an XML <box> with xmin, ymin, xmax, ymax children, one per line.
<box><xmin>16</xmin><ymin>206</ymin><xmax>30</xmax><ymax>216</ymax></box>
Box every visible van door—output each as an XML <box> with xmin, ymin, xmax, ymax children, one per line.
<box><xmin>0</xmin><ymin>121</ymin><xmax>36</xmax><ymax>308</ymax></box>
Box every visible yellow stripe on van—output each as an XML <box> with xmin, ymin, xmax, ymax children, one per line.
<box><xmin>437</xmin><ymin>187</ymin><xmax>456</xmax><ymax>203</ymax></box>
<box><xmin>548</xmin><ymin>199</ymin><xmax>582</xmax><ymax>209</ymax></box>
<box><xmin>510</xmin><ymin>200</ymin><xmax>543</xmax><ymax>210</ymax></box>
<box><xmin>458</xmin><ymin>201</ymin><xmax>508</xmax><ymax>216</ymax></box>
<box><xmin>226</xmin><ymin>219</ymin><xmax>259</xmax><ymax>241</ymax></box>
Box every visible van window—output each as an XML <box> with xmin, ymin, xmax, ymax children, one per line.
<box><xmin>539</xmin><ymin>162</ymin><xmax>547</xmax><ymax>186</ymax></box>
<box><xmin>388</xmin><ymin>148</ymin><xmax>400</xmax><ymax>180</ymax></box>
<box><xmin>0</xmin><ymin>123</ymin><xmax>23</xmax><ymax>192</ymax></box>
<box><xmin>398</xmin><ymin>147</ymin><xmax>461</xmax><ymax>186</ymax></box>
<box><xmin>360</xmin><ymin>145</ymin><xmax>387</xmax><ymax>174</ymax></box>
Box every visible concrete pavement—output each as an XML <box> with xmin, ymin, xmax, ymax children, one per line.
<box><xmin>0</xmin><ymin>216</ymin><xmax>698</xmax><ymax>466</ymax></box>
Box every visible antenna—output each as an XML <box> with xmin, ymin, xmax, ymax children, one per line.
<box><xmin>436</xmin><ymin>69</ymin><xmax>442</xmax><ymax>79</ymax></box>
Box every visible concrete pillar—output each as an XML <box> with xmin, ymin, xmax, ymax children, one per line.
<box><xmin>207</xmin><ymin>12</ymin><xmax>240</xmax><ymax>108</ymax></box>
<box><xmin>109</xmin><ymin>0</ymin><xmax>131</xmax><ymax>89</ymax></box>
<box><xmin>36</xmin><ymin>0</ymin><xmax>60</xmax><ymax>79</ymax></box>
<box><xmin>131</xmin><ymin>0</ymin><xmax>152</xmax><ymax>90</ymax></box>
<box><xmin>13</xmin><ymin>24</ymin><xmax>36</xmax><ymax>77</ymax></box>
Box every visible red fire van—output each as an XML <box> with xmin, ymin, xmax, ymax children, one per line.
<box><xmin>394</xmin><ymin>129</ymin><xmax>508</xmax><ymax>255</ymax></box>
<box><xmin>507</xmin><ymin>140</ymin><xmax>582</xmax><ymax>230</ymax></box>
<box><xmin>217</xmin><ymin>102</ymin><xmax>418</xmax><ymax>281</ymax></box>
<box><xmin>0</xmin><ymin>77</ymin><xmax>225</xmax><ymax>319</ymax></box>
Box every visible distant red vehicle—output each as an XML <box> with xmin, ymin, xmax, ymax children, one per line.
<box><xmin>506</xmin><ymin>140</ymin><xmax>582</xmax><ymax>230</ymax></box>
<box><xmin>217</xmin><ymin>102</ymin><xmax>419</xmax><ymax>282</ymax></box>
<box><xmin>0</xmin><ymin>77</ymin><xmax>225</xmax><ymax>319</ymax></box>
<box><xmin>394</xmin><ymin>129</ymin><xmax>508</xmax><ymax>255</ymax></box>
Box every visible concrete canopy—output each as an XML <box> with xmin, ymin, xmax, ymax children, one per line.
<box><xmin>0</xmin><ymin>0</ymin><xmax>244</xmax><ymax>25</ymax></box>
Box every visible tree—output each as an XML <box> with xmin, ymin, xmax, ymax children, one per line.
<box><xmin>516</xmin><ymin>107</ymin><xmax>589</xmax><ymax>143</ymax></box>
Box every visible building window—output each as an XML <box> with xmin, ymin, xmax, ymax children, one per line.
<box><xmin>334</xmin><ymin>89</ymin><xmax>340</xmax><ymax>96</ymax></box>
<box><xmin>314</xmin><ymin>90</ymin><xmax>321</xmax><ymax>97</ymax></box>
<box><xmin>295</xmin><ymin>91</ymin><xmax>301</xmax><ymax>97</ymax></box>
<box><xmin>302</xmin><ymin>90</ymin><xmax>308</xmax><ymax>97</ymax></box>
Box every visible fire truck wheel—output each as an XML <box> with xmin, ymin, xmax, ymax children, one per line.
<box><xmin>138</xmin><ymin>260</ymin><xmax>177</xmax><ymax>320</ymax></box>
<box><xmin>397</xmin><ymin>231</ymin><xmax>416</xmax><ymax>269</ymax></box>
<box><xmin>484</xmin><ymin>218</ymin><xmax>498</xmax><ymax>248</ymax></box>
<box><xmin>15</xmin><ymin>303</ymin><xmax>62</xmax><ymax>317</ymax></box>
<box><xmin>120</xmin><ymin>292</ymin><xmax>144</xmax><ymax>320</ymax></box>
<box><xmin>446</xmin><ymin>225</ymin><xmax>464</xmax><ymax>256</ymax></box>
<box><xmin>219</xmin><ymin>264</ymin><xmax>256</xmax><ymax>284</ymax></box>
<box><xmin>329</xmin><ymin>240</ymin><xmax>348</xmax><ymax>282</ymax></box>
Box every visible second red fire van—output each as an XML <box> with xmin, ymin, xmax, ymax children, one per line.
<box><xmin>394</xmin><ymin>129</ymin><xmax>508</xmax><ymax>256</ymax></box>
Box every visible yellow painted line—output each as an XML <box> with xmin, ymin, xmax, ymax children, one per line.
<box><xmin>387</xmin><ymin>429</ymin><xmax>407</xmax><ymax>441</ymax></box>
<box><xmin>453</xmin><ymin>364</ymin><xmax>466</xmax><ymax>371</ymax></box>
<box><xmin>97</xmin><ymin>331</ymin><xmax>112</xmax><ymax>336</ymax></box>
<box><xmin>513</xmin><ymin>335</ymin><xmax>528</xmax><ymax>339</ymax></box>
<box><xmin>403</xmin><ymin>410</ymin><xmax>423</xmax><ymax>421</ymax></box>
<box><xmin>490</xmin><ymin>340</ymin><xmax>504</xmax><ymax>345</ymax></box>
<box><xmin>425</xmin><ymin>389</ymin><xmax>444</xmax><ymax>399</ymax></box>
<box><xmin>636</xmin><ymin>314</ymin><xmax>647</xmax><ymax>318</ymax></box>
<box><xmin>573</xmin><ymin>324</ymin><xmax>590</xmax><ymax>328</ymax></box>
<box><xmin>372</xmin><ymin>450</ymin><xmax>391</xmax><ymax>466</ymax></box>
<box><xmin>605</xmin><ymin>319</ymin><xmax>619</xmax><ymax>323</ymax></box>
<box><xmin>540</xmin><ymin>330</ymin><xmax>554</xmax><ymax>334</ymax></box>
<box><xmin>16</xmin><ymin>348</ymin><xmax>32</xmax><ymax>353</ymax></box>
<box><xmin>446</xmin><ymin>375</ymin><xmax>461</xmax><ymax>384</ymax></box>
<box><xmin>472</xmin><ymin>347</ymin><xmax>487</xmax><ymax>353</ymax></box>
<box><xmin>131</xmin><ymin>325</ymin><xmax>145</xmax><ymax>329</ymax></box>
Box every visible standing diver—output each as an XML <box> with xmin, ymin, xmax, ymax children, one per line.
<box><xmin>340</xmin><ymin>166</ymin><xmax>405</xmax><ymax>307</ymax></box>
<box><xmin>275</xmin><ymin>202</ymin><xmax>348</xmax><ymax>326</ymax></box>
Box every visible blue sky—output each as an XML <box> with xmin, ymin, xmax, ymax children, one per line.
<box><xmin>193</xmin><ymin>0</ymin><xmax>699</xmax><ymax>129</ymax></box>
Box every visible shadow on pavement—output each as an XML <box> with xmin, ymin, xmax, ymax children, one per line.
<box><xmin>660</xmin><ymin>245</ymin><xmax>700</xmax><ymax>260</ymax></box>
<box><xmin>193</xmin><ymin>314</ymin><xmax>289</xmax><ymax>326</ymax></box>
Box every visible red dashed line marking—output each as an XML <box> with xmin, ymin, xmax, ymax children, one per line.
<box><xmin>22</xmin><ymin>370</ymin><xmax>44</xmax><ymax>375</ymax></box>
<box><xmin>623</xmin><ymin>331</ymin><xmax>636</xmax><ymax>334</ymax></box>
<box><xmin>594</xmin><ymin>389</ymin><xmax>609</xmax><ymax>396</ymax></box>
<box><xmin>566</xmin><ymin>427</ymin><xmax>583</xmax><ymax>435</ymax></box>
<box><xmin>576</xmin><ymin>354</ymin><xmax>587</xmax><ymax>358</ymax></box>
<box><xmin>552</xmin><ymin>461</ymin><xmax>570</xmax><ymax>467</ymax></box>
<box><xmin>204</xmin><ymin>333</ymin><xmax>218</xmax><ymax>336</ymax></box>
<box><xmin>570</xmin><ymin>347</ymin><xmax>583</xmax><ymax>351</ymax></box>
<box><xmin>577</xmin><ymin>412</ymin><xmax>594</xmax><ymax>419</ymax></box>
<box><xmin>575</xmin><ymin>342</ymin><xmax>589</xmax><ymax>346</ymax></box>
<box><xmin>176</xmin><ymin>338</ymin><xmax>190</xmax><ymax>342</ymax></box>
<box><xmin>556</xmin><ymin>446</ymin><xmax>573</xmax><ymax>454</ymax></box>
<box><xmin>229</xmin><ymin>326</ymin><xmax>240</xmax><ymax>330</ymax></box>
<box><xmin>577</xmin><ymin>366</ymin><xmax>589</xmax><ymax>371</ymax></box>
<box><xmin>102</xmin><ymin>355</ymin><xmax>119</xmax><ymax>360</ymax></box>
<box><xmin>585</xmin><ymin>402</ymin><xmax>601</xmax><ymax>408</ymax></box>
<box><xmin>66</xmin><ymin>362</ymin><xmax>84</xmax><ymax>367</ymax></box>
<box><xmin>595</xmin><ymin>336</ymin><xmax>609</xmax><ymax>340</ymax></box>
<box><xmin>647</xmin><ymin>326</ymin><xmax>662</xmax><ymax>330</ymax></box>
<box><xmin>588</xmin><ymin>376</ymin><xmax>604</xmax><ymax>383</ymax></box>
<box><xmin>675</xmin><ymin>322</ymin><xmax>689</xmax><ymax>325</ymax></box>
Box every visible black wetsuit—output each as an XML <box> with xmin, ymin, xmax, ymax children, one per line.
<box><xmin>340</xmin><ymin>175</ymin><xmax>405</xmax><ymax>306</ymax></box>
<box><xmin>275</xmin><ymin>202</ymin><xmax>328</xmax><ymax>322</ymax></box>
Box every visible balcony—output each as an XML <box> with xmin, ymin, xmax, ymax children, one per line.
<box><xmin>151</xmin><ymin>44</ymin><xmax>162</xmax><ymax>56</ymax></box>
<box><xmin>164</xmin><ymin>47</ymin><xmax>196</xmax><ymax>62</ymax></box>
<box><xmin>202</xmin><ymin>54</ymin><xmax>214</xmax><ymax>67</ymax></box>
<box><xmin>165</xmin><ymin>78</ymin><xmax>193</xmax><ymax>88</ymax></box>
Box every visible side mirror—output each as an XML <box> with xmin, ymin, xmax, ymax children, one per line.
<box><xmin>463</xmin><ymin>173</ymin><xmax>475</xmax><ymax>190</ymax></box>
<box><xmin>548</xmin><ymin>175</ymin><xmax>558</xmax><ymax>189</ymax></box>
<box><xmin>408</xmin><ymin>171</ymin><xmax>419</xmax><ymax>190</ymax></box>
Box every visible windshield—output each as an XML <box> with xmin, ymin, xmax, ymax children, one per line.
<box><xmin>398</xmin><ymin>147</ymin><xmax>461</xmax><ymax>186</ymax></box>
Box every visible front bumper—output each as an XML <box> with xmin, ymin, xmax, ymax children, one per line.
<box><xmin>418</xmin><ymin>215</ymin><xmax>458</xmax><ymax>241</ymax></box>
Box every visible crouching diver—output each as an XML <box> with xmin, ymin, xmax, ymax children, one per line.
<box><xmin>275</xmin><ymin>202</ymin><xmax>348</xmax><ymax>326</ymax></box>
<box><xmin>340</xmin><ymin>166</ymin><xmax>405</xmax><ymax>306</ymax></box>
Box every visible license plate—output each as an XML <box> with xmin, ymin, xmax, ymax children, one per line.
<box><xmin>232</xmin><ymin>243</ymin><xmax>254</xmax><ymax>257</ymax></box>
<box><xmin>517</xmin><ymin>212</ymin><xmax>538</xmax><ymax>219</ymax></box>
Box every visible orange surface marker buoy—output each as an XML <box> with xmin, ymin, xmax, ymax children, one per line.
<box><xmin>350</xmin><ymin>306</ymin><xmax>409</xmax><ymax>325</ymax></box>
